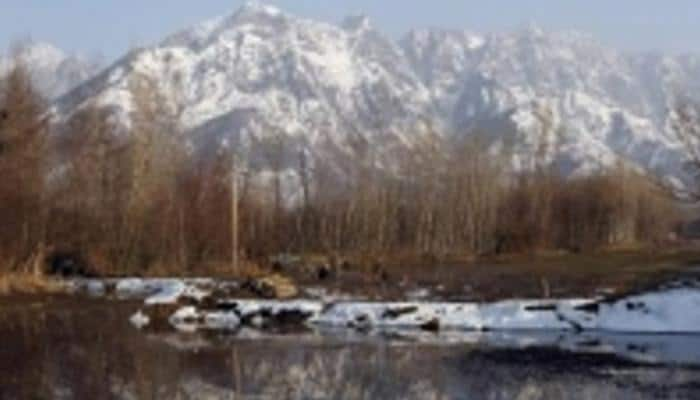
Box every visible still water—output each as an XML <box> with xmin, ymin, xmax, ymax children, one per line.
<box><xmin>1</xmin><ymin>297</ymin><xmax>699</xmax><ymax>400</ymax></box>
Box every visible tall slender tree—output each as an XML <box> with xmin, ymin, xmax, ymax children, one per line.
<box><xmin>0</xmin><ymin>57</ymin><xmax>48</xmax><ymax>266</ymax></box>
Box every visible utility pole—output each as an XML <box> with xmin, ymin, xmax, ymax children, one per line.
<box><xmin>231</xmin><ymin>153</ymin><xmax>239</xmax><ymax>274</ymax></box>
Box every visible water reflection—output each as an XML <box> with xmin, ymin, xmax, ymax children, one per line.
<box><xmin>1</xmin><ymin>298</ymin><xmax>700</xmax><ymax>399</ymax></box>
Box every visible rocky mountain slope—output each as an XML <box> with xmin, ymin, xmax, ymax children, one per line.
<box><xmin>402</xmin><ymin>26</ymin><xmax>700</xmax><ymax>183</ymax></box>
<box><xmin>53</xmin><ymin>2</ymin><xmax>700</xmax><ymax>188</ymax></box>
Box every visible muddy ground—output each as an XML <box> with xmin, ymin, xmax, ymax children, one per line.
<box><xmin>276</xmin><ymin>249</ymin><xmax>700</xmax><ymax>301</ymax></box>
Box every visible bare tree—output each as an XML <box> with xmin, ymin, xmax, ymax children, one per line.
<box><xmin>671</xmin><ymin>99</ymin><xmax>700</xmax><ymax>200</ymax></box>
<box><xmin>57</xmin><ymin>99</ymin><xmax>129</xmax><ymax>263</ymax></box>
<box><xmin>0</xmin><ymin>56</ymin><xmax>48</xmax><ymax>267</ymax></box>
<box><xmin>121</xmin><ymin>73</ymin><xmax>188</xmax><ymax>271</ymax></box>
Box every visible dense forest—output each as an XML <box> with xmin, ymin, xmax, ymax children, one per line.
<box><xmin>0</xmin><ymin>58</ymin><xmax>683</xmax><ymax>278</ymax></box>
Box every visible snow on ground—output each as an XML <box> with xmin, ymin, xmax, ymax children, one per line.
<box><xmin>139</xmin><ymin>291</ymin><xmax>700</xmax><ymax>334</ymax></box>
<box><xmin>65</xmin><ymin>277</ymin><xmax>700</xmax><ymax>335</ymax></box>
<box><xmin>113</xmin><ymin>278</ymin><xmax>216</xmax><ymax>302</ymax></box>
<box><xmin>310</xmin><ymin>299</ymin><xmax>595</xmax><ymax>331</ymax></box>
<box><xmin>309</xmin><ymin>288</ymin><xmax>700</xmax><ymax>333</ymax></box>
<box><xmin>67</xmin><ymin>277</ymin><xmax>234</xmax><ymax>302</ymax></box>
<box><xmin>590</xmin><ymin>288</ymin><xmax>700</xmax><ymax>333</ymax></box>
<box><xmin>232</xmin><ymin>299</ymin><xmax>325</xmax><ymax>321</ymax></box>
<box><xmin>144</xmin><ymin>281</ymin><xmax>188</xmax><ymax>305</ymax></box>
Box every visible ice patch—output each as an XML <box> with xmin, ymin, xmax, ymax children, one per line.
<box><xmin>116</xmin><ymin>278</ymin><xmax>164</xmax><ymax>299</ymax></box>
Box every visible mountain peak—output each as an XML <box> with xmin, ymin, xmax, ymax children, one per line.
<box><xmin>512</xmin><ymin>23</ymin><xmax>548</xmax><ymax>42</ymax></box>
<box><xmin>237</xmin><ymin>1</ymin><xmax>284</xmax><ymax>18</ymax></box>
<box><xmin>524</xmin><ymin>22</ymin><xmax>545</xmax><ymax>36</ymax></box>
<box><xmin>342</xmin><ymin>15</ymin><xmax>372</xmax><ymax>33</ymax></box>
<box><xmin>161</xmin><ymin>2</ymin><xmax>288</xmax><ymax>50</ymax></box>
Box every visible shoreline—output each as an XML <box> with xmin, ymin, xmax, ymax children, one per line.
<box><xmin>45</xmin><ymin>274</ymin><xmax>700</xmax><ymax>336</ymax></box>
<box><xmin>3</xmin><ymin>246</ymin><xmax>700</xmax><ymax>300</ymax></box>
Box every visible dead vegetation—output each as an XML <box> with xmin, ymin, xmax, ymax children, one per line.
<box><xmin>0</xmin><ymin>273</ymin><xmax>64</xmax><ymax>296</ymax></box>
<box><xmin>0</xmin><ymin>52</ymin><xmax>687</xmax><ymax>283</ymax></box>
<box><xmin>0</xmin><ymin>247</ymin><xmax>64</xmax><ymax>296</ymax></box>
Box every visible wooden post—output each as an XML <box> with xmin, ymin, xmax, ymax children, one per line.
<box><xmin>231</xmin><ymin>155</ymin><xmax>239</xmax><ymax>274</ymax></box>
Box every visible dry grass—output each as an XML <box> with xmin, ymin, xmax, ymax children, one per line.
<box><xmin>0</xmin><ymin>272</ymin><xmax>64</xmax><ymax>296</ymax></box>
<box><xmin>144</xmin><ymin>259</ymin><xmax>268</xmax><ymax>279</ymax></box>
<box><xmin>200</xmin><ymin>259</ymin><xmax>268</xmax><ymax>279</ymax></box>
<box><xmin>0</xmin><ymin>248</ymin><xmax>66</xmax><ymax>296</ymax></box>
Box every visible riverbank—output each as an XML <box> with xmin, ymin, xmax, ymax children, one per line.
<box><xmin>3</xmin><ymin>247</ymin><xmax>700</xmax><ymax>301</ymax></box>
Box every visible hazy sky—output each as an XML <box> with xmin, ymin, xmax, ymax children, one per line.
<box><xmin>1</xmin><ymin>0</ymin><xmax>698</xmax><ymax>60</ymax></box>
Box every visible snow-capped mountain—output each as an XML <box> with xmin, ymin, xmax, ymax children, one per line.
<box><xmin>0</xmin><ymin>41</ymin><xmax>100</xmax><ymax>100</ymax></box>
<box><xmin>56</xmin><ymin>2</ymin><xmax>436</xmax><ymax>188</ymax></box>
<box><xmin>54</xmin><ymin>2</ymin><xmax>700</xmax><ymax>187</ymax></box>
<box><xmin>402</xmin><ymin>26</ymin><xmax>699</xmax><ymax>180</ymax></box>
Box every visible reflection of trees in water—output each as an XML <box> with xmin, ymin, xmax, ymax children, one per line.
<box><xmin>2</xmin><ymin>302</ymin><xmax>700</xmax><ymax>400</ymax></box>
<box><xmin>106</xmin><ymin>342</ymin><xmax>451</xmax><ymax>399</ymax></box>
<box><xmin>0</xmin><ymin>303</ymin><xmax>449</xmax><ymax>399</ymax></box>
<box><xmin>0</xmin><ymin>300</ymin><xmax>120</xmax><ymax>399</ymax></box>
<box><xmin>237</xmin><ymin>347</ymin><xmax>448</xmax><ymax>400</ymax></box>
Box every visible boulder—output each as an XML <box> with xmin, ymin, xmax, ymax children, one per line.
<box><xmin>246</xmin><ymin>274</ymin><xmax>299</xmax><ymax>299</ymax></box>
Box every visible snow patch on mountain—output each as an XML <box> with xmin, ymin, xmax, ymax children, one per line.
<box><xmin>401</xmin><ymin>24</ymin><xmax>697</xmax><ymax>180</ymax></box>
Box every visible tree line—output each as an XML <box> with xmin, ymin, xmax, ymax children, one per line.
<box><xmin>0</xmin><ymin>60</ymin><xmax>681</xmax><ymax>276</ymax></box>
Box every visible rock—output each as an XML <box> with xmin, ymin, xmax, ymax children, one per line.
<box><xmin>420</xmin><ymin>318</ymin><xmax>441</xmax><ymax>332</ymax></box>
<box><xmin>247</xmin><ymin>274</ymin><xmax>299</xmax><ymax>299</ymax></box>
<box><xmin>382</xmin><ymin>306</ymin><xmax>419</xmax><ymax>319</ymax></box>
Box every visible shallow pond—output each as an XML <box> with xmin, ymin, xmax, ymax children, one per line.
<box><xmin>1</xmin><ymin>297</ymin><xmax>700</xmax><ymax>400</ymax></box>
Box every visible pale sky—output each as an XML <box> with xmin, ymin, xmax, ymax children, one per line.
<box><xmin>1</xmin><ymin>0</ymin><xmax>698</xmax><ymax>60</ymax></box>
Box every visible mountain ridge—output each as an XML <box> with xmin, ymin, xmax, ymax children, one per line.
<box><xmin>48</xmin><ymin>2</ymin><xmax>700</xmax><ymax>189</ymax></box>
